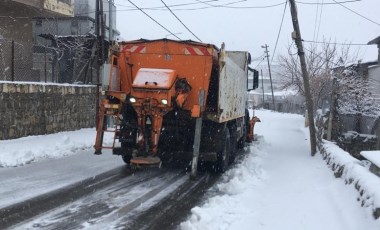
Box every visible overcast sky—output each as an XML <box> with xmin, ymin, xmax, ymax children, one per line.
<box><xmin>113</xmin><ymin>0</ymin><xmax>380</xmax><ymax>67</ymax></box>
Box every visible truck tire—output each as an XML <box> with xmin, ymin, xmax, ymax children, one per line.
<box><xmin>238</xmin><ymin>109</ymin><xmax>250</xmax><ymax>149</ymax></box>
<box><xmin>122</xmin><ymin>154</ymin><xmax>132</xmax><ymax>164</ymax></box>
<box><xmin>216</xmin><ymin>128</ymin><xmax>230</xmax><ymax>173</ymax></box>
<box><xmin>229</xmin><ymin>124</ymin><xmax>237</xmax><ymax>164</ymax></box>
<box><xmin>120</xmin><ymin>143</ymin><xmax>132</xmax><ymax>164</ymax></box>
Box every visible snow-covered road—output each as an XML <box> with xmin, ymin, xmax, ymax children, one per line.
<box><xmin>181</xmin><ymin>110</ymin><xmax>380</xmax><ymax>230</ymax></box>
<box><xmin>0</xmin><ymin>130</ymin><xmax>125</xmax><ymax>209</ymax></box>
<box><xmin>1</xmin><ymin>110</ymin><xmax>379</xmax><ymax>229</ymax></box>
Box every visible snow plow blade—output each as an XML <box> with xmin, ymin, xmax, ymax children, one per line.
<box><xmin>130</xmin><ymin>156</ymin><xmax>161</xmax><ymax>167</ymax></box>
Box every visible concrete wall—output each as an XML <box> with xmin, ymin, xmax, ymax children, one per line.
<box><xmin>0</xmin><ymin>82</ymin><xmax>96</xmax><ymax>140</ymax></box>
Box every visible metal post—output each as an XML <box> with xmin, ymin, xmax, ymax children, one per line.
<box><xmin>95</xmin><ymin>0</ymin><xmax>100</xmax><ymax>127</ymax></box>
<box><xmin>261</xmin><ymin>69</ymin><xmax>264</xmax><ymax>108</ymax></box>
<box><xmin>100</xmin><ymin>0</ymin><xmax>105</xmax><ymax>64</ymax></box>
<box><xmin>191</xmin><ymin>90</ymin><xmax>205</xmax><ymax>179</ymax></box>
<box><xmin>327</xmin><ymin>78</ymin><xmax>337</xmax><ymax>140</ymax></box>
<box><xmin>109</xmin><ymin>0</ymin><xmax>114</xmax><ymax>41</ymax></box>
<box><xmin>44</xmin><ymin>46</ymin><xmax>47</xmax><ymax>82</ymax></box>
<box><xmin>262</xmin><ymin>44</ymin><xmax>275</xmax><ymax>110</ymax></box>
<box><xmin>11</xmin><ymin>40</ymin><xmax>15</xmax><ymax>81</ymax></box>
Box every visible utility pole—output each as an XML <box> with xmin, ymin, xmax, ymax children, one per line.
<box><xmin>109</xmin><ymin>0</ymin><xmax>114</xmax><ymax>41</ymax></box>
<box><xmin>262</xmin><ymin>44</ymin><xmax>275</xmax><ymax>110</ymax></box>
<box><xmin>95</xmin><ymin>0</ymin><xmax>105</xmax><ymax>127</ymax></box>
<box><xmin>288</xmin><ymin>0</ymin><xmax>317</xmax><ymax>156</ymax></box>
<box><xmin>261</xmin><ymin>69</ymin><xmax>265</xmax><ymax>108</ymax></box>
<box><xmin>100</xmin><ymin>0</ymin><xmax>105</xmax><ymax>64</ymax></box>
<box><xmin>327</xmin><ymin>78</ymin><xmax>337</xmax><ymax>141</ymax></box>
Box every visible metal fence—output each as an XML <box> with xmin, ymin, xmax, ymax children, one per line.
<box><xmin>337</xmin><ymin>113</ymin><xmax>379</xmax><ymax>135</ymax></box>
<box><xmin>0</xmin><ymin>37</ymin><xmax>98</xmax><ymax>84</ymax></box>
<box><xmin>0</xmin><ymin>39</ymin><xmax>34</xmax><ymax>81</ymax></box>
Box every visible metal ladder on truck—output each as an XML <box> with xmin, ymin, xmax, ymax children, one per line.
<box><xmin>94</xmin><ymin>99</ymin><xmax>122</xmax><ymax>155</ymax></box>
<box><xmin>94</xmin><ymin>55</ymin><xmax>126</xmax><ymax>155</ymax></box>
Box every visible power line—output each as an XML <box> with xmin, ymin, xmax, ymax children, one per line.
<box><xmin>195</xmin><ymin>0</ymin><xmax>250</xmax><ymax>8</ymax></box>
<box><xmin>160</xmin><ymin>0</ymin><xmax>202</xmax><ymax>42</ymax></box>
<box><xmin>302</xmin><ymin>39</ymin><xmax>369</xmax><ymax>46</ymax></box>
<box><xmin>114</xmin><ymin>0</ymin><xmax>218</xmax><ymax>10</ymax></box>
<box><xmin>252</xmin><ymin>53</ymin><xmax>265</xmax><ymax>62</ymax></box>
<box><xmin>77</xmin><ymin>1</ymin><xmax>287</xmax><ymax>15</ymax></box>
<box><xmin>254</xmin><ymin>57</ymin><xmax>266</xmax><ymax>69</ymax></box>
<box><xmin>296</xmin><ymin>0</ymin><xmax>361</xmax><ymax>5</ymax></box>
<box><xmin>271</xmin><ymin>1</ymin><xmax>287</xmax><ymax>65</ymax></box>
<box><xmin>194</xmin><ymin>1</ymin><xmax>287</xmax><ymax>9</ymax></box>
<box><xmin>312</xmin><ymin>0</ymin><xmax>320</xmax><ymax>41</ymax></box>
<box><xmin>303</xmin><ymin>46</ymin><xmax>342</xmax><ymax>67</ymax></box>
<box><xmin>331</xmin><ymin>0</ymin><xmax>380</xmax><ymax>27</ymax></box>
<box><xmin>126</xmin><ymin>0</ymin><xmax>181</xmax><ymax>40</ymax></box>
<box><xmin>316</xmin><ymin>0</ymin><xmax>324</xmax><ymax>41</ymax></box>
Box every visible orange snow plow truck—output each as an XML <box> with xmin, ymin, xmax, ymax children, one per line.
<box><xmin>94</xmin><ymin>39</ymin><xmax>259</xmax><ymax>177</ymax></box>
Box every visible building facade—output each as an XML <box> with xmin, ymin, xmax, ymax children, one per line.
<box><xmin>0</xmin><ymin>0</ymin><xmax>74</xmax><ymax>81</ymax></box>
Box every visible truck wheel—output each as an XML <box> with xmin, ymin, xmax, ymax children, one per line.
<box><xmin>229</xmin><ymin>125</ymin><xmax>237</xmax><ymax>164</ymax></box>
<box><xmin>237</xmin><ymin>134</ymin><xmax>246</xmax><ymax>149</ymax></box>
<box><xmin>216</xmin><ymin>128</ymin><xmax>230</xmax><ymax>173</ymax></box>
<box><xmin>238</xmin><ymin>109</ymin><xmax>250</xmax><ymax>149</ymax></box>
<box><xmin>122</xmin><ymin>154</ymin><xmax>132</xmax><ymax>164</ymax></box>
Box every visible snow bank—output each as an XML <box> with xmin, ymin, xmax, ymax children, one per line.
<box><xmin>0</xmin><ymin>128</ymin><xmax>113</xmax><ymax>167</ymax></box>
<box><xmin>319</xmin><ymin>140</ymin><xmax>380</xmax><ymax>218</ymax></box>
<box><xmin>181</xmin><ymin>142</ymin><xmax>267</xmax><ymax>230</ymax></box>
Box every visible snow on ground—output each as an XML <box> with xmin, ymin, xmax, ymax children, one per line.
<box><xmin>0</xmin><ymin>129</ymin><xmax>124</xmax><ymax>208</ymax></box>
<box><xmin>1</xmin><ymin>110</ymin><xmax>380</xmax><ymax>229</ymax></box>
<box><xmin>181</xmin><ymin>110</ymin><xmax>380</xmax><ymax>230</ymax></box>
<box><xmin>320</xmin><ymin>141</ymin><xmax>380</xmax><ymax>218</ymax></box>
<box><xmin>0</xmin><ymin>128</ymin><xmax>113</xmax><ymax>167</ymax></box>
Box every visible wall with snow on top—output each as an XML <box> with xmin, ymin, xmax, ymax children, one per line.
<box><xmin>318</xmin><ymin>139</ymin><xmax>380</xmax><ymax>219</ymax></box>
<box><xmin>0</xmin><ymin>82</ymin><xmax>96</xmax><ymax>140</ymax></box>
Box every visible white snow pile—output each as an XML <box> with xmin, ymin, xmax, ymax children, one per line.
<box><xmin>181</xmin><ymin>143</ymin><xmax>267</xmax><ymax>230</ymax></box>
<box><xmin>0</xmin><ymin>128</ymin><xmax>113</xmax><ymax>167</ymax></box>
<box><xmin>319</xmin><ymin>140</ymin><xmax>380</xmax><ymax>218</ymax></box>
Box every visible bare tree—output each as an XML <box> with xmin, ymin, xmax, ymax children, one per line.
<box><xmin>34</xmin><ymin>16</ymin><xmax>97</xmax><ymax>84</ymax></box>
<box><xmin>278</xmin><ymin>40</ymin><xmax>358</xmax><ymax>111</ymax></box>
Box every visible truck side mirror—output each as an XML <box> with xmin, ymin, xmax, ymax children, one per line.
<box><xmin>247</xmin><ymin>68</ymin><xmax>259</xmax><ymax>91</ymax></box>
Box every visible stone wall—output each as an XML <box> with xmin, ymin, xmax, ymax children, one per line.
<box><xmin>0</xmin><ymin>82</ymin><xmax>96</xmax><ymax>140</ymax></box>
<box><xmin>316</xmin><ymin>114</ymin><xmax>380</xmax><ymax>219</ymax></box>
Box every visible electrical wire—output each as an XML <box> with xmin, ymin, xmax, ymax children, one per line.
<box><xmin>194</xmin><ymin>0</ymin><xmax>286</xmax><ymax>9</ymax></box>
<box><xmin>160</xmin><ymin>0</ymin><xmax>202</xmax><ymax>42</ymax></box>
<box><xmin>271</xmin><ymin>1</ymin><xmax>287</xmax><ymax>65</ymax></box>
<box><xmin>252</xmin><ymin>53</ymin><xmax>265</xmax><ymax>62</ymax></box>
<box><xmin>303</xmin><ymin>46</ymin><xmax>344</xmax><ymax>67</ymax></box>
<box><xmin>331</xmin><ymin>0</ymin><xmax>380</xmax><ymax>27</ymax></box>
<box><xmin>126</xmin><ymin>0</ymin><xmax>181</xmax><ymax>40</ymax></box>
<box><xmin>302</xmin><ymin>39</ymin><xmax>369</xmax><ymax>46</ymax></box>
<box><xmin>77</xmin><ymin>1</ymin><xmax>287</xmax><ymax>15</ymax></box>
<box><xmin>114</xmin><ymin>0</ymin><xmax>218</xmax><ymax>10</ymax></box>
<box><xmin>195</xmin><ymin>0</ymin><xmax>248</xmax><ymax>8</ymax></box>
<box><xmin>296</xmin><ymin>0</ymin><xmax>361</xmax><ymax>5</ymax></box>
<box><xmin>254</xmin><ymin>57</ymin><xmax>266</xmax><ymax>69</ymax></box>
<box><xmin>312</xmin><ymin>0</ymin><xmax>320</xmax><ymax>41</ymax></box>
<box><xmin>316</xmin><ymin>0</ymin><xmax>324</xmax><ymax>41</ymax></box>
